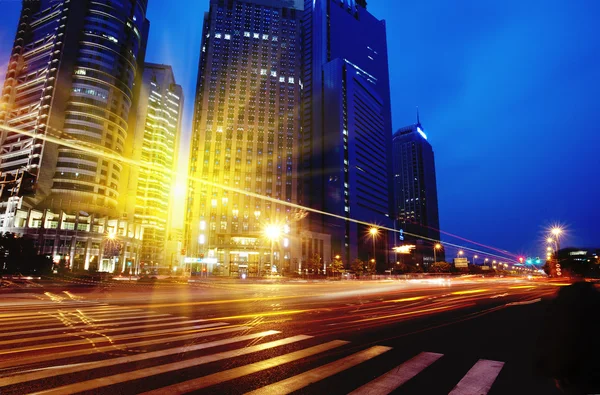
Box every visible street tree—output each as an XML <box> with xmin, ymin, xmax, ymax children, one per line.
<box><xmin>351</xmin><ymin>258</ymin><xmax>365</xmax><ymax>275</ymax></box>
<box><xmin>331</xmin><ymin>256</ymin><xmax>344</xmax><ymax>277</ymax></box>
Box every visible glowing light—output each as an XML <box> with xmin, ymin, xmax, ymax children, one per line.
<box><xmin>394</xmin><ymin>245</ymin><xmax>416</xmax><ymax>254</ymax></box>
<box><xmin>435</xmin><ymin>243</ymin><xmax>442</xmax><ymax>250</ymax></box>
<box><xmin>458</xmin><ymin>250</ymin><xmax>464</xmax><ymax>256</ymax></box>
<box><xmin>264</xmin><ymin>224</ymin><xmax>282</xmax><ymax>240</ymax></box>
<box><xmin>369</xmin><ymin>227</ymin><xmax>379</xmax><ymax>236</ymax></box>
<box><xmin>547</xmin><ymin>237</ymin><xmax>554</xmax><ymax>244</ymax></box>
<box><xmin>551</xmin><ymin>227</ymin><xmax>563</xmax><ymax>237</ymax></box>
<box><xmin>107</xmin><ymin>233</ymin><xmax>116</xmax><ymax>240</ymax></box>
<box><xmin>199</xmin><ymin>221</ymin><xmax>206</xmax><ymax>230</ymax></box>
<box><xmin>417</xmin><ymin>126</ymin><xmax>428</xmax><ymax>140</ymax></box>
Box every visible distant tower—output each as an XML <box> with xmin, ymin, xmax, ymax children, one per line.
<box><xmin>392</xmin><ymin>118</ymin><xmax>441</xmax><ymax>263</ymax></box>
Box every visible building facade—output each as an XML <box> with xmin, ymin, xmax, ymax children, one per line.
<box><xmin>392</xmin><ymin>119</ymin><xmax>442</xmax><ymax>264</ymax></box>
<box><xmin>131</xmin><ymin>63</ymin><xmax>183</xmax><ymax>267</ymax></box>
<box><xmin>0</xmin><ymin>0</ymin><xmax>150</xmax><ymax>271</ymax></box>
<box><xmin>186</xmin><ymin>0</ymin><xmax>324</xmax><ymax>277</ymax></box>
<box><xmin>301</xmin><ymin>0</ymin><xmax>394</xmax><ymax>267</ymax></box>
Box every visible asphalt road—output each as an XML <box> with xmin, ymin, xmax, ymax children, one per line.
<box><xmin>0</xmin><ymin>277</ymin><xmax>575</xmax><ymax>394</ymax></box>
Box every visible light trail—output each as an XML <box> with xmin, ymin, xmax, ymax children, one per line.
<box><xmin>0</xmin><ymin>123</ymin><xmax>522</xmax><ymax>262</ymax></box>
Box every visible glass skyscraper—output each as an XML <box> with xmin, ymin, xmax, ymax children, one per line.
<box><xmin>392</xmin><ymin>120</ymin><xmax>441</xmax><ymax>264</ymax></box>
<box><xmin>301</xmin><ymin>0</ymin><xmax>393</xmax><ymax>266</ymax></box>
<box><xmin>0</xmin><ymin>0</ymin><xmax>149</xmax><ymax>271</ymax></box>
<box><xmin>185</xmin><ymin>0</ymin><xmax>307</xmax><ymax>276</ymax></box>
<box><xmin>132</xmin><ymin>63</ymin><xmax>183</xmax><ymax>267</ymax></box>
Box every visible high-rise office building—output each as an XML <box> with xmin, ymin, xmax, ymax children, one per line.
<box><xmin>186</xmin><ymin>0</ymin><xmax>332</xmax><ymax>277</ymax></box>
<box><xmin>392</xmin><ymin>118</ymin><xmax>441</xmax><ymax>264</ymax></box>
<box><xmin>0</xmin><ymin>0</ymin><xmax>149</xmax><ymax>272</ymax></box>
<box><xmin>131</xmin><ymin>63</ymin><xmax>183</xmax><ymax>267</ymax></box>
<box><xmin>301</xmin><ymin>0</ymin><xmax>393</xmax><ymax>266</ymax></box>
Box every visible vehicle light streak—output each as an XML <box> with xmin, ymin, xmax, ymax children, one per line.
<box><xmin>450</xmin><ymin>289</ymin><xmax>489</xmax><ymax>295</ymax></box>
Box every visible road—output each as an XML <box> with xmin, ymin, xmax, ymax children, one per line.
<box><xmin>0</xmin><ymin>277</ymin><xmax>574</xmax><ymax>394</ymax></box>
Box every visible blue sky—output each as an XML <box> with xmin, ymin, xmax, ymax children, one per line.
<box><xmin>1</xmin><ymin>1</ymin><xmax>598</xmax><ymax>258</ymax></box>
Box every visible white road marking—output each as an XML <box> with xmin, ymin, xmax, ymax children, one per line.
<box><xmin>30</xmin><ymin>335</ymin><xmax>312</xmax><ymax>395</ymax></box>
<box><xmin>449</xmin><ymin>359</ymin><xmax>505</xmax><ymax>395</ymax></box>
<box><xmin>349</xmin><ymin>352</ymin><xmax>444</xmax><ymax>394</ymax></box>
<box><xmin>140</xmin><ymin>340</ymin><xmax>350</xmax><ymax>395</ymax></box>
<box><xmin>0</xmin><ymin>325</ymin><xmax>247</xmax><ymax>370</ymax></box>
<box><xmin>0</xmin><ymin>330</ymin><xmax>279</xmax><ymax>386</ymax></box>
<box><xmin>245</xmin><ymin>345</ymin><xmax>392</xmax><ymax>395</ymax></box>
<box><xmin>1</xmin><ymin>322</ymin><xmax>227</xmax><ymax>356</ymax></box>
<box><xmin>0</xmin><ymin>318</ymin><xmax>209</xmax><ymax>346</ymax></box>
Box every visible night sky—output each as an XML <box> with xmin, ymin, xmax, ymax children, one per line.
<box><xmin>0</xmin><ymin>1</ymin><xmax>598</xmax><ymax>258</ymax></box>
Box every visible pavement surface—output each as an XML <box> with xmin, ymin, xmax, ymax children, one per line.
<box><xmin>0</xmin><ymin>277</ymin><xmax>578</xmax><ymax>394</ymax></box>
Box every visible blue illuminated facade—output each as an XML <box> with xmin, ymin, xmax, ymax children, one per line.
<box><xmin>301</xmin><ymin>0</ymin><xmax>393</xmax><ymax>266</ymax></box>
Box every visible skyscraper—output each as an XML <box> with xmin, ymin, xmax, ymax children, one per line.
<box><xmin>186</xmin><ymin>0</ymin><xmax>322</xmax><ymax>276</ymax></box>
<box><xmin>131</xmin><ymin>63</ymin><xmax>183</xmax><ymax>267</ymax></box>
<box><xmin>0</xmin><ymin>0</ymin><xmax>149</xmax><ymax>271</ymax></box>
<box><xmin>301</xmin><ymin>0</ymin><xmax>393</xmax><ymax>266</ymax></box>
<box><xmin>392</xmin><ymin>118</ymin><xmax>441</xmax><ymax>264</ymax></box>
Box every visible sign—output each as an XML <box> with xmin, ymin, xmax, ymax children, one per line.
<box><xmin>184</xmin><ymin>257</ymin><xmax>202</xmax><ymax>264</ymax></box>
<box><xmin>481</xmin><ymin>265</ymin><xmax>490</xmax><ymax>270</ymax></box>
<box><xmin>454</xmin><ymin>258</ymin><xmax>468</xmax><ymax>268</ymax></box>
<box><xmin>399</xmin><ymin>229</ymin><xmax>404</xmax><ymax>241</ymax></box>
<box><xmin>393</xmin><ymin>245</ymin><xmax>415</xmax><ymax>254</ymax></box>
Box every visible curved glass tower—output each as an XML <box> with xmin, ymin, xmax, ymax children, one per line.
<box><xmin>0</xmin><ymin>0</ymin><xmax>149</xmax><ymax>271</ymax></box>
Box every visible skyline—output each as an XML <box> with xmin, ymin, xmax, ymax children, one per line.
<box><xmin>0</xmin><ymin>1</ymin><xmax>598</xmax><ymax>258</ymax></box>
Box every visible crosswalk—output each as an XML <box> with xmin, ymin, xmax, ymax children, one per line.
<box><xmin>0</xmin><ymin>297</ymin><xmax>510</xmax><ymax>394</ymax></box>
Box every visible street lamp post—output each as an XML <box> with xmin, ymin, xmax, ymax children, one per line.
<box><xmin>264</xmin><ymin>224</ymin><xmax>281</xmax><ymax>277</ymax></box>
<box><xmin>369</xmin><ymin>227</ymin><xmax>378</xmax><ymax>264</ymax></box>
<box><xmin>551</xmin><ymin>227</ymin><xmax>562</xmax><ymax>251</ymax></box>
<box><xmin>434</xmin><ymin>243</ymin><xmax>441</xmax><ymax>264</ymax></box>
<box><xmin>473</xmin><ymin>255</ymin><xmax>478</xmax><ymax>265</ymax></box>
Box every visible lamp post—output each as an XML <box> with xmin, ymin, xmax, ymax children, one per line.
<box><xmin>458</xmin><ymin>250</ymin><xmax>464</xmax><ymax>258</ymax></box>
<box><xmin>264</xmin><ymin>224</ymin><xmax>281</xmax><ymax>277</ymax></box>
<box><xmin>473</xmin><ymin>255</ymin><xmax>478</xmax><ymax>265</ymax></box>
<box><xmin>434</xmin><ymin>243</ymin><xmax>442</xmax><ymax>264</ymax></box>
<box><xmin>369</xmin><ymin>227</ymin><xmax>378</xmax><ymax>264</ymax></box>
<box><xmin>551</xmin><ymin>227</ymin><xmax>563</xmax><ymax>251</ymax></box>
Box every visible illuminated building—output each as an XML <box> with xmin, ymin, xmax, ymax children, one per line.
<box><xmin>300</xmin><ymin>0</ymin><xmax>394</xmax><ymax>266</ymax></box>
<box><xmin>186</xmin><ymin>0</ymin><xmax>329</xmax><ymax>276</ymax></box>
<box><xmin>392</xmin><ymin>117</ymin><xmax>442</xmax><ymax>264</ymax></box>
<box><xmin>0</xmin><ymin>0</ymin><xmax>150</xmax><ymax>271</ymax></box>
<box><xmin>131</xmin><ymin>64</ymin><xmax>183</xmax><ymax>267</ymax></box>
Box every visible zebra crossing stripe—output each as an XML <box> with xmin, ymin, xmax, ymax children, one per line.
<box><xmin>0</xmin><ymin>313</ymin><xmax>171</xmax><ymax>332</ymax></box>
<box><xmin>0</xmin><ymin>322</ymin><xmax>228</xmax><ymax>356</ymax></box>
<box><xmin>29</xmin><ymin>335</ymin><xmax>313</xmax><ymax>395</ymax></box>
<box><xmin>0</xmin><ymin>318</ymin><xmax>210</xmax><ymax>346</ymax></box>
<box><xmin>0</xmin><ymin>315</ymin><xmax>176</xmax><ymax>337</ymax></box>
<box><xmin>0</xmin><ymin>330</ymin><xmax>280</xmax><ymax>387</ymax></box>
<box><xmin>245</xmin><ymin>345</ymin><xmax>392</xmax><ymax>395</ymax></box>
<box><xmin>0</xmin><ymin>308</ymin><xmax>143</xmax><ymax>322</ymax></box>
<box><xmin>448</xmin><ymin>359</ymin><xmax>505</xmax><ymax>395</ymax></box>
<box><xmin>0</xmin><ymin>325</ymin><xmax>249</xmax><ymax>370</ymax></box>
<box><xmin>349</xmin><ymin>352</ymin><xmax>444</xmax><ymax>394</ymax></box>
<box><xmin>140</xmin><ymin>340</ymin><xmax>350</xmax><ymax>395</ymax></box>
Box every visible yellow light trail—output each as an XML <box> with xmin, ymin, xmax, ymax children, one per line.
<box><xmin>0</xmin><ymin>123</ymin><xmax>521</xmax><ymax>262</ymax></box>
<box><xmin>388</xmin><ymin>296</ymin><xmax>428</xmax><ymax>303</ymax></box>
<box><xmin>508</xmin><ymin>285</ymin><xmax>537</xmax><ymax>289</ymax></box>
<box><xmin>349</xmin><ymin>305</ymin><xmax>458</xmax><ymax>324</ymax></box>
<box><xmin>450</xmin><ymin>289</ymin><xmax>489</xmax><ymax>295</ymax></box>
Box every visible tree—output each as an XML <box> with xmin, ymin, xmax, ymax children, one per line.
<box><xmin>351</xmin><ymin>258</ymin><xmax>365</xmax><ymax>275</ymax></box>
<box><xmin>365</xmin><ymin>259</ymin><xmax>377</xmax><ymax>275</ymax></box>
<box><xmin>305</xmin><ymin>253</ymin><xmax>321</xmax><ymax>274</ymax></box>
<box><xmin>331</xmin><ymin>256</ymin><xmax>344</xmax><ymax>276</ymax></box>
<box><xmin>429</xmin><ymin>261</ymin><xmax>451</xmax><ymax>273</ymax></box>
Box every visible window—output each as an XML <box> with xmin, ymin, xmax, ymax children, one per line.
<box><xmin>224</xmin><ymin>34</ymin><xmax>231</xmax><ymax>40</ymax></box>
<box><xmin>215</xmin><ymin>33</ymin><xmax>222</xmax><ymax>38</ymax></box>
<box><xmin>244</xmin><ymin>31</ymin><xmax>250</xmax><ymax>37</ymax></box>
<box><xmin>288</xmin><ymin>77</ymin><xmax>294</xmax><ymax>84</ymax></box>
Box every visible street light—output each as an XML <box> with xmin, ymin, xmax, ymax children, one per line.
<box><xmin>369</xmin><ymin>227</ymin><xmax>378</xmax><ymax>264</ymax></box>
<box><xmin>264</xmin><ymin>224</ymin><xmax>282</xmax><ymax>277</ymax></box>
<box><xmin>551</xmin><ymin>227</ymin><xmax>563</xmax><ymax>251</ymax></box>
<box><xmin>458</xmin><ymin>250</ymin><xmax>464</xmax><ymax>257</ymax></box>
<box><xmin>473</xmin><ymin>255</ymin><xmax>478</xmax><ymax>265</ymax></box>
<box><xmin>434</xmin><ymin>243</ymin><xmax>442</xmax><ymax>263</ymax></box>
